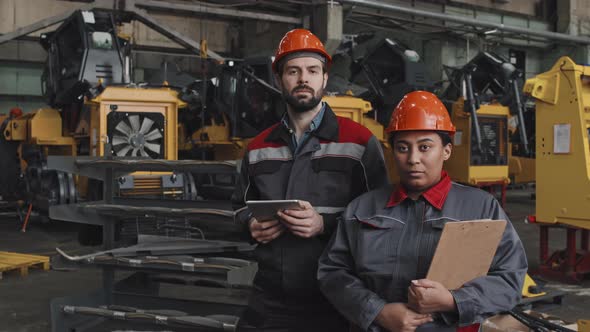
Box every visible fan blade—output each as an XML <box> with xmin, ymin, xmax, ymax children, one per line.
<box><xmin>116</xmin><ymin>145</ymin><xmax>132</xmax><ymax>156</ymax></box>
<box><xmin>139</xmin><ymin>148</ymin><xmax>149</xmax><ymax>157</ymax></box>
<box><xmin>115</xmin><ymin>121</ymin><xmax>132</xmax><ymax>135</ymax></box>
<box><xmin>131</xmin><ymin>148</ymin><xmax>139</xmax><ymax>156</ymax></box>
<box><xmin>129</xmin><ymin>115</ymin><xmax>140</xmax><ymax>132</ymax></box>
<box><xmin>144</xmin><ymin>142</ymin><xmax>161</xmax><ymax>154</ymax></box>
<box><xmin>112</xmin><ymin>135</ymin><xmax>128</xmax><ymax>146</ymax></box>
<box><xmin>139</xmin><ymin>117</ymin><xmax>154</xmax><ymax>134</ymax></box>
<box><xmin>144</xmin><ymin>129</ymin><xmax>163</xmax><ymax>141</ymax></box>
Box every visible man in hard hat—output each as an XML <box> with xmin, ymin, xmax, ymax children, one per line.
<box><xmin>318</xmin><ymin>91</ymin><xmax>527</xmax><ymax>332</ymax></box>
<box><xmin>232</xmin><ymin>29</ymin><xmax>388</xmax><ymax>331</ymax></box>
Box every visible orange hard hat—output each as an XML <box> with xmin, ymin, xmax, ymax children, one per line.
<box><xmin>9</xmin><ymin>107</ymin><xmax>23</xmax><ymax>118</ymax></box>
<box><xmin>386</xmin><ymin>91</ymin><xmax>456</xmax><ymax>135</ymax></box>
<box><xmin>272</xmin><ymin>29</ymin><xmax>332</xmax><ymax>73</ymax></box>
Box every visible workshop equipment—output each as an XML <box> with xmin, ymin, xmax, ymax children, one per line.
<box><xmin>523</xmin><ymin>56</ymin><xmax>590</xmax><ymax>283</ymax></box>
<box><xmin>440</xmin><ymin>52</ymin><xmax>533</xmax><ymax>204</ymax></box>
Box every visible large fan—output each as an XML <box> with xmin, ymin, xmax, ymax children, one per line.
<box><xmin>107</xmin><ymin>112</ymin><xmax>165</xmax><ymax>158</ymax></box>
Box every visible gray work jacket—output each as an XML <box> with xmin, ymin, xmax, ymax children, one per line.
<box><xmin>318</xmin><ymin>182</ymin><xmax>527</xmax><ymax>331</ymax></box>
<box><xmin>232</xmin><ymin>105</ymin><xmax>388</xmax><ymax>303</ymax></box>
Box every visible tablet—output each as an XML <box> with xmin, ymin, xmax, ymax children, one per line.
<box><xmin>246</xmin><ymin>200</ymin><xmax>302</xmax><ymax>221</ymax></box>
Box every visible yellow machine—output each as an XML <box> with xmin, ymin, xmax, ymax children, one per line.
<box><xmin>508</xmin><ymin>111</ymin><xmax>535</xmax><ymax>184</ymax></box>
<box><xmin>2</xmin><ymin>86</ymin><xmax>188</xmax><ymax>207</ymax></box>
<box><xmin>438</xmin><ymin>52</ymin><xmax>533</xmax><ymax>201</ymax></box>
<box><xmin>524</xmin><ymin>56</ymin><xmax>590</xmax><ymax>229</ymax></box>
<box><xmin>523</xmin><ymin>56</ymin><xmax>590</xmax><ymax>282</ymax></box>
<box><xmin>508</xmin><ymin>147</ymin><xmax>536</xmax><ymax>184</ymax></box>
<box><xmin>444</xmin><ymin>98</ymin><xmax>510</xmax><ymax>187</ymax></box>
<box><xmin>0</xmin><ymin>9</ymin><xmax>199</xmax><ymax>212</ymax></box>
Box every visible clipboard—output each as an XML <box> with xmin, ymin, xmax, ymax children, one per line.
<box><xmin>426</xmin><ymin>219</ymin><xmax>507</xmax><ymax>290</ymax></box>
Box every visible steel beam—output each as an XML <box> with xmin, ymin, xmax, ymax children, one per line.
<box><xmin>0</xmin><ymin>8</ymin><xmax>81</xmax><ymax>45</ymax></box>
<box><xmin>131</xmin><ymin>8</ymin><xmax>224</xmax><ymax>61</ymax></box>
<box><xmin>340</xmin><ymin>0</ymin><xmax>590</xmax><ymax>45</ymax></box>
<box><xmin>135</xmin><ymin>0</ymin><xmax>301</xmax><ymax>24</ymax></box>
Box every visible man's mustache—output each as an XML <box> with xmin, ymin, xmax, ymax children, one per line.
<box><xmin>292</xmin><ymin>85</ymin><xmax>314</xmax><ymax>94</ymax></box>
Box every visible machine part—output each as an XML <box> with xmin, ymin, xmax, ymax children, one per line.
<box><xmin>24</xmin><ymin>167</ymin><xmax>78</xmax><ymax>211</ymax></box>
<box><xmin>108</xmin><ymin>112</ymin><xmax>165</xmax><ymax>158</ymax></box>
<box><xmin>327</xmin><ymin>35</ymin><xmax>432</xmax><ymax>127</ymax></box>
<box><xmin>212</xmin><ymin>56</ymin><xmax>284</xmax><ymax>139</ymax></box>
<box><xmin>56</xmin><ymin>234</ymin><xmax>255</xmax><ymax>261</ymax></box>
<box><xmin>521</xmin><ymin>274</ymin><xmax>546</xmax><ymax>298</ymax></box>
<box><xmin>464</xmin><ymin>71</ymin><xmax>483</xmax><ymax>152</ymax></box>
<box><xmin>441</xmin><ymin>52</ymin><xmax>516</xmax><ymax>188</ymax></box>
<box><xmin>182</xmin><ymin>172</ymin><xmax>198</xmax><ymax>200</ymax></box>
<box><xmin>61</xmin><ymin>305</ymin><xmax>235</xmax><ymax>331</ymax></box>
<box><xmin>60</xmin><ymin>254</ymin><xmax>256</xmax><ymax>287</ymax></box>
<box><xmin>535</xmin><ymin>224</ymin><xmax>590</xmax><ymax>283</ymax></box>
<box><xmin>523</xmin><ymin>56</ymin><xmax>590</xmax><ymax>229</ymax></box>
<box><xmin>40</xmin><ymin>10</ymin><xmax>126</xmax><ymax>108</ymax></box>
<box><xmin>508</xmin><ymin>309</ymin><xmax>576</xmax><ymax>332</ymax></box>
<box><xmin>0</xmin><ymin>119</ymin><xmax>23</xmax><ymax>200</ymax></box>
<box><xmin>359</xmin><ymin>37</ymin><xmax>432</xmax><ymax>127</ymax></box>
<box><xmin>162</xmin><ymin>173</ymin><xmax>183</xmax><ymax>188</ymax></box>
<box><xmin>523</xmin><ymin>56</ymin><xmax>590</xmax><ymax>282</ymax></box>
<box><xmin>104</xmin><ymin>304</ymin><xmax>187</xmax><ymax>317</ymax></box>
<box><xmin>470</xmin><ymin>116</ymin><xmax>508</xmax><ymax>166</ymax></box>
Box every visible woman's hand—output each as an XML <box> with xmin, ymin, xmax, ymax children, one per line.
<box><xmin>375</xmin><ymin>303</ymin><xmax>432</xmax><ymax>332</ymax></box>
<box><xmin>407</xmin><ymin>279</ymin><xmax>457</xmax><ymax>314</ymax></box>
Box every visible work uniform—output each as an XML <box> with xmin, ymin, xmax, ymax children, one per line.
<box><xmin>318</xmin><ymin>171</ymin><xmax>528</xmax><ymax>332</ymax></box>
<box><xmin>232</xmin><ymin>103</ymin><xmax>388</xmax><ymax>331</ymax></box>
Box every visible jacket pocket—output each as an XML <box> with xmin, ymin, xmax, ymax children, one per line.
<box><xmin>428</xmin><ymin>218</ymin><xmax>451</xmax><ymax>230</ymax></box>
<box><xmin>355</xmin><ymin>216</ymin><xmax>405</xmax><ymax>273</ymax></box>
<box><xmin>309</xmin><ymin>157</ymin><xmax>357</xmax><ymax>203</ymax></box>
<box><xmin>311</xmin><ymin>157</ymin><xmax>356</xmax><ymax>173</ymax></box>
<box><xmin>249</xmin><ymin>160</ymin><xmax>284</xmax><ymax>175</ymax></box>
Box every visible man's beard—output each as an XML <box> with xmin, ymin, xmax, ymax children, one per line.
<box><xmin>282</xmin><ymin>85</ymin><xmax>323</xmax><ymax>113</ymax></box>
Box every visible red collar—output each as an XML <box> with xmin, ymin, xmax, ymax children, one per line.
<box><xmin>386</xmin><ymin>171</ymin><xmax>452</xmax><ymax>210</ymax></box>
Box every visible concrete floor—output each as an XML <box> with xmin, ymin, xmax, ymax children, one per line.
<box><xmin>0</xmin><ymin>187</ymin><xmax>589</xmax><ymax>331</ymax></box>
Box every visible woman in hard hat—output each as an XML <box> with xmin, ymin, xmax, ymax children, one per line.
<box><xmin>318</xmin><ymin>91</ymin><xmax>527</xmax><ymax>332</ymax></box>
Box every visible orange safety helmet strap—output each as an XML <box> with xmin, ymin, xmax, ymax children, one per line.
<box><xmin>272</xmin><ymin>29</ymin><xmax>332</xmax><ymax>73</ymax></box>
<box><xmin>386</xmin><ymin>91</ymin><xmax>456</xmax><ymax>135</ymax></box>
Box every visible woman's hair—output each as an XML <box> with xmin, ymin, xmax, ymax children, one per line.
<box><xmin>388</xmin><ymin>131</ymin><xmax>453</xmax><ymax>147</ymax></box>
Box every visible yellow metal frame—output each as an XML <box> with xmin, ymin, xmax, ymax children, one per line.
<box><xmin>508</xmin><ymin>151</ymin><xmax>536</xmax><ymax>184</ymax></box>
<box><xmin>323</xmin><ymin>95</ymin><xmax>385</xmax><ymax>141</ymax></box>
<box><xmin>445</xmin><ymin>99</ymin><xmax>510</xmax><ymax>185</ymax></box>
<box><xmin>3</xmin><ymin>108</ymin><xmax>76</xmax><ymax>155</ymax></box>
<box><xmin>524</xmin><ymin>56</ymin><xmax>590</xmax><ymax>229</ymax></box>
<box><xmin>521</xmin><ymin>274</ymin><xmax>546</xmax><ymax>298</ymax></box>
<box><xmin>89</xmin><ymin>86</ymin><xmax>185</xmax><ymax>160</ymax></box>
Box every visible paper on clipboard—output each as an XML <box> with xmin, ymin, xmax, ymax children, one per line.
<box><xmin>426</xmin><ymin>219</ymin><xmax>507</xmax><ymax>290</ymax></box>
